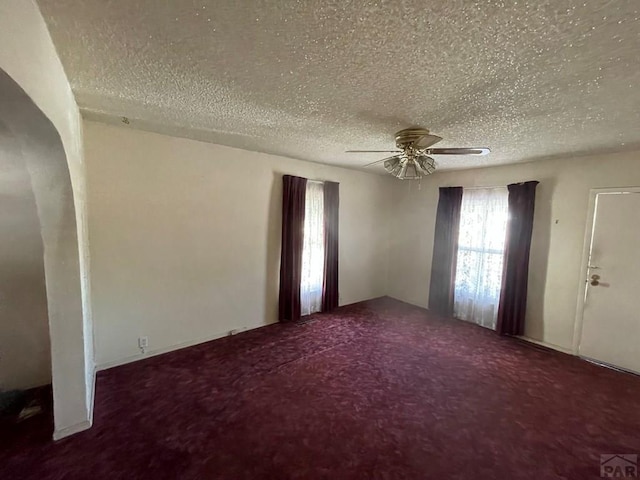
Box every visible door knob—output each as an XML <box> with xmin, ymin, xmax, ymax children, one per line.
<box><xmin>590</xmin><ymin>274</ymin><xmax>600</xmax><ymax>286</ymax></box>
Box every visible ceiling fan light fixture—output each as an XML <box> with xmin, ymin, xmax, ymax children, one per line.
<box><xmin>396</xmin><ymin>160</ymin><xmax>422</xmax><ymax>180</ymax></box>
<box><xmin>416</xmin><ymin>155</ymin><xmax>436</xmax><ymax>175</ymax></box>
<box><xmin>384</xmin><ymin>157</ymin><xmax>402</xmax><ymax>176</ymax></box>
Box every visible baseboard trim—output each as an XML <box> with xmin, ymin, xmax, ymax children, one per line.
<box><xmin>517</xmin><ymin>336</ymin><xmax>574</xmax><ymax>355</ymax></box>
<box><xmin>383</xmin><ymin>299</ymin><xmax>577</xmax><ymax>358</ymax></box>
<box><xmin>96</xmin><ymin>321</ymin><xmax>278</xmax><ymax>372</ymax></box>
<box><xmin>96</xmin><ymin>300</ymin><xmax>394</xmax><ymax>372</ymax></box>
<box><xmin>53</xmin><ymin>419</ymin><xmax>92</xmax><ymax>441</ymax></box>
<box><xmin>581</xmin><ymin>357</ymin><xmax>640</xmax><ymax>376</ymax></box>
<box><xmin>88</xmin><ymin>363</ymin><xmax>96</xmax><ymax>425</ymax></box>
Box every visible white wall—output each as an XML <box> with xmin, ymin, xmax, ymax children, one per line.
<box><xmin>388</xmin><ymin>149</ymin><xmax>640</xmax><ymax>352</ymax></box>
<box><xmin>0</xmin><ymin>0</ymin><xmax>93</xmax><ymax>439</ymax></box>
<box><xmin>0</xmin><ymin>121</ymin><xmax>50</xmax><ymax>390</ymax></box>
<box><xmin>84</xmin><ymin>121</ymin><xmax>393</xmax><ymax>368</ymax></box>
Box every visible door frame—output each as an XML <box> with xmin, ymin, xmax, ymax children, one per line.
<box><xmin>572</xmin><ymin>186</ymin><xmax>640</xmax><ymax>355</ymax></box>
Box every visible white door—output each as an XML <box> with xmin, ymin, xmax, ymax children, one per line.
<box><xmin>579</xmin><ymin>189</ymin><xmax>640</xmax><ymax>373</ymax></box>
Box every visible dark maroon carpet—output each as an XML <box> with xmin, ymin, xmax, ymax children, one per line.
<box><xmin>2</xmin><ymin>297</ymin><xmax>639</xmax><ymax>479</ymax></box>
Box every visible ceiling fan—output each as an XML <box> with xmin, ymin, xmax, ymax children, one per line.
<box><xmin>346</xmin><ymin>128</ymin><xmax>490</xmax><ymax>180</ymax></box>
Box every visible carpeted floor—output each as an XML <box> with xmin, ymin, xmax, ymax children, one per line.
<box><xmin>2</xmin><ymin>297</ymin><xmax>639</xmax><ymax>479</ymax></box>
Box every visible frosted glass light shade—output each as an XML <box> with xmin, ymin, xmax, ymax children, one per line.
<box><xmin>383</xmin><ymin>155</ymin><xmax>437</xmax><ymax>180</ymax></box>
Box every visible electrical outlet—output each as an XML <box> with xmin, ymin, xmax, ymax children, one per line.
<box><xmin>138</xmin><ymin>336</ymin><xmax>148</xmax><ymax>350</ymax></box>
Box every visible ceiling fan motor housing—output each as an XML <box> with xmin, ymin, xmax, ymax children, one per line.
<box><xmin>395</xmin><ymin>128</ymin><xmax>433</xmax><ymax>149</ymax></box>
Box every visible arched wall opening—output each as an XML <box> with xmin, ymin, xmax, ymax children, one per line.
<box><xmin>0</xmin><ymin>68</ymin><xmax>90</xmax><ymax>438</ymax></box>
<box><xmin>0</xmin><ymin>115</ymin><xmax>51</xmax><ymax>392</ymax></box>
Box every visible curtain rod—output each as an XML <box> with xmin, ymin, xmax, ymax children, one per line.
<box><xmin>308</xmin><ymin>179</ymin><xmax>340</xmax><ymax>185</ymax></box>
<box><xmin>455</xmin><ymin>181</ymin><xmax>538</xmax><ymax>190</ymax></box>
<box><xmin>459</xmin><ymin>185</ymin><xmax>508</xmax><ymax>190</ymax></box>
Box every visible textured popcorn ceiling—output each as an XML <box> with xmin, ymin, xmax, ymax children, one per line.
<box><xmin>38</xmin><ymin>0</ymin><xmax>640</xmax><ymax>171</ymax></box>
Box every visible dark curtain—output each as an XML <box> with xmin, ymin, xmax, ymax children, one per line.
<box><xmin>428</xmin><ymin>186</ymin><xmax>464</xmax><ymax>316</ymax></box>
<box><xmin>278</xmin><ymin>175</ymin><xmax>307</xmax><ymax>322</ymax></box>
<box><xmin>322</xmin><ymin>181</ymin><xmax>339</xmax><ymax>312</ymax></box>
<box><xmin>496</xmin><ymin>181</ymin><xmax>539</xmax><ymax>335</ymax></box>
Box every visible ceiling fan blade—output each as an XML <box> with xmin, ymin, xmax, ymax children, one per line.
<box><xmin>346</xmin><ymin>150</ymin><xmax>402</xmax><ymax>153</ymax></box>
<box><xmin>363</xmin><ymin>155</ymin><xmax>402</xmax><ymax>167</ymax></box>
<box><xmin>425</xmin><ymin>147</ymin><xmax>490</xmax><ymax>156</ymax></box>
<box><xmin>413</xmin><ymin>134</ymin><xmax>443</xmax><ymax>149</ymax></box>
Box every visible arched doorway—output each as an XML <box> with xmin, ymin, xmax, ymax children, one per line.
<box><xmin>0</xmin><ymin>114</ymin><xmax>51</xmax><ymax>392</ymax></box>
<box><xmin>0</xmin><ymin>69</ymin><xmax>90</xmax><ymax>438</ymax></box>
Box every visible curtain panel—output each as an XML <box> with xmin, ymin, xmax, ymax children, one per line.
<box><xmin>453</xmin><ymin>187</ymin><xmax>509</xmax><ymax>329</ymax></box>
<box><xmin>278</xmin><ymin>175</ymin><xmax>307</xmax><ymax>322</ymax></box>
<box><xmin>301</xmin><ymin>181</ymin><xmax>325</xmax><ymax>316</ymax></box>
<box><xmin>322</xmin><ymin>181</ymin><xmax>339</xmax><ymax>312</ymax></box>
<box><xmin>428</xmin><ymin>186</ymin><xmax>464</xmax><ymax>316</ymax></box>
<box><xmin>496</xmin><ymin>181</ymin><xmax>539</xmax><ymax>335</ymax></box>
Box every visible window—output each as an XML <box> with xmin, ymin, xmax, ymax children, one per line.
<box><xmin>300</xmin><ymin>181</ymin><xmax>325</xmax><ymax>316</ymax></box>
<box><xmin>454</xmin><ymin>187</ymin><xmax>508</xmax><ymax>329</ymax></box>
